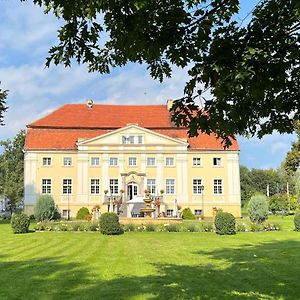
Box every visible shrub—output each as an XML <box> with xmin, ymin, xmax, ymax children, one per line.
<box><xmin>11</xmin><ymin>213</ymin><xmax>30</xmax><ymax>234</ymax></box>
<box><xmin>236</xmin><ymin>223</ymin><xmax>247</xmax><ymax>232</ymax></box>
<box><xmin>201</xmin><ymin>222</ymin><xmax>214</xmax><ymax>232</ymax></box>
<box><xmin>34</xmin><ymin>195</ymin><xmax>60</xmax><ymax>221</ymax></box>
<box><xmin>181</xmin><ymin>208</ymin><xmax>196</xmax><ymax>220</ymax></box>
<box><xmin>99</xmin><ymin>212</ymin><xmax>123</xmax><ymax>235</ymax></box>
<box><xmin>250</xmin><ymin>223</ymin><xmax>264</xmax><ymax>232</ymax></box>
<box><xmin>268</xmin><ymin>194</ymin><xmax>289</xmax><ymax>214</ymax></box>
<box><xmin>215</xmin><ymin>212</ymin><xmax>236</xmax><ymax>235</ymax></box>
<box><xmin>85</xmin><ymin>222</ymin><xmax>98</xmax><ymax>231</ymax></box>
<box><xmin>76</xmin><ymin>207</ymin><xmax>90</xmax><ymax>220</ymax></box>
<box><xmin>145</xmin><ymin>223</ymin><xmax>156</xmax><ymax>232</ymax></box>
<box><xmin>294</xmin><ymin>213</ymin><xmax>300</xmax><ymax>231</ymax></box>
<box><xmin>186</xmin><ymin>223</ymin><xmax>199</xmax><ymax>232</ymax></box>
<box><xmin>248</xmin><ymin>194</ymin><xmax>268</xmax><ymax>224</ymax></box>
<box><xmin>123</xmin><ymin>223</ymin><xmax>136</xmax><ymax>232</ymax></box>
<box><xmin>263</xmin><ymin>222</ymin><xmax>281</xmax><ymax>231</ymax></box>
<box><xmin>166</xmin><ymin>224</ymin><xmax>180</xmax><ymax>232</ymax></box>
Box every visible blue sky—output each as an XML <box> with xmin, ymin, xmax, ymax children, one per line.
<box><xmin>0</xmin><ymin>1</ymin><xmax>296</xmax><ymax>169</ymax></box>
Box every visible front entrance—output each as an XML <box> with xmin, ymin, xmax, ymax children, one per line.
<box><xmin>127</xmin><ymin>181</ymin><xmax>138</xmax><ymax>200</ymax></box>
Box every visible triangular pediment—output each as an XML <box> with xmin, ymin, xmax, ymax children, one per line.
<box><xmin>77</xmin><ymin>125</ymin><xmax>188</xmax><ymax>147</ymax></box>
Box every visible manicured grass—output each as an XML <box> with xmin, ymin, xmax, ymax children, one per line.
<box><xmin>1</xmin><ymin>220</ymin><xmax>300</xmax><ymax>299</ymax></box>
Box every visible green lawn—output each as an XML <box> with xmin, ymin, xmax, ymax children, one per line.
<box><xmin>1</xmin><ymin>220</ymin><xmax>300</xmax><ymax>300</ymax></box>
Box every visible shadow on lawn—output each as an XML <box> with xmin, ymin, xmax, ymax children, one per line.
<box><xmin>0</xmin><ymin>239</ymin><xmax>300</xmax><ymax>299</ymax></box>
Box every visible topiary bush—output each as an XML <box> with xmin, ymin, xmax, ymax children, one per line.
<box><xmin>34</xmin><ymin>195</ymin><xmax>60</xmax><ymax>221</ymax></box>
<box><xmin>181</xmin><ymin>208</ymin><xmax>196</xmax><ymax>220</ymax></box>
<box><xmin>76</xmin><ymin>207</ymin><xmax>90</xmax><ymax>220</ymax></box>
<box><xmin>294</xmin><ymin>213</ymin><xmax>300</xmax><ymax>231</ymax></box>
<box><xmin>214</xmin><ymin>212</ymin><xmax>236</xmax><ymax>235</ymax></box>
<box><xmin>99</xmin><ymin>212</ymin><xmax>123</xmax><ymax>235</ymax></box>
<box><xmin>248</xmin><ymin>194</ymin><xmax>269</xmax><ymax>224</ymax></box>
<box><xmin>11</xmin><ymin>213</ymin><xmax>30</xmax><ymax>234</ymax></box>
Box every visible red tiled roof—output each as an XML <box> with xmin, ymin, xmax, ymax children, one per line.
<box><xmin>28</xmin><ymin>104</ymin><xmax>173</xmax><ymax>128</ymax></box>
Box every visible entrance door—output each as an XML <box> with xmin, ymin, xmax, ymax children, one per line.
<box><xmin>127</xmin><ymin>182</ymin><xmax>138</xmax><ymax>200</ymax></box>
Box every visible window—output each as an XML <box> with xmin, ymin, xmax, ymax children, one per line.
<box><xmin>193</xmin><ymin>179</ymin><xmax>203</xmax><ymax>194</ymax></box>
<box><xmin>63</xmin><ymin>179</ymin><xmax>72</xmax><ymax>194</ymax></box>
<box><xmin>109</xmin><ymin>157</ymin><xmax>118</xmax><ymax>166</ymax></box>
<box><xmin>194</xmin><ymin>209</ymin><xmax>202</xmax><ymax>216</ymax></box>
<box><xmin>166</xmin><ymin>179</ymin><xmax>175</xmax><ymax>194</ymax></box>
<box><xmin>193</xmin><ymin>157</ymin><xmax>201</xmax><ymax>166</ymax></box>
<box><xmin>42</xmin><ymin>157</ymin><xmax>51</xmax><ymax>166</ymax></box>
<box><xmin>213</xmin><ymin>179</ymin><xmax>223</xmax><ymax>194</ymax></box>
<box><xmin>166</xmin><ymin>157</ymin><xmax>174</xmax><ymax>166</ymax></box>
<box><xmin>90</xmin><ymin>179</ymin><xmax>100</xmax><ymax>194</ymax></box>
<box><xmin>91</xmin><ymin>157</ymin><xmax>100</xmax><ymax>166</ymax></box>
<box><xmin>63</xmin><ymin>157</ymin><xmax>72</xmax><ymax>166</ymax></box>
<box><xmin>147</xmin><ymin>179</ymin><xmax>156</xmax><ymax>194</ymax></box>
<box><xmin>62</xmin><ymin>210</ymin><xmax>70</xmax><ymax>218</ymax></box>
<box><xmin>109</xmin><ymin>179</ymin><xmax>119</xmax><ymax>195</ymax></box>
<box><xmin>122</xmin><ymin>135</ymin><xmax>134</xmax><ymax>144</ymax></box>
<box><xmin>147</xmin><ymin>157</ymin><xmax>156</xmax><ymax>166</ymax></box>
<box><xmin>42</xmin><ymin>179</ymin><xmax>51</xmax><ymax>194</ymax></box>
<box><xmin>213</xmin><ymin>157</ymin><xmax>222</xmax><ymax>166</ymax></box>
<box><xmin>128</xmin><ymin>157</ymin><xmax>137</xmax><ymax>166</ymax></box>
<box><xmin>138</xmin><ymin>135</ymin><xmax>143</xmax><ymax>144</ymax></box>
<box><xmin>166</xmin><ymin>209</ymin><xmax>173</xmax><ymax>217</ymax></box>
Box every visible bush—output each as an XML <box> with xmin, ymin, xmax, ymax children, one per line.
<box><xmin>181</xmin><ymin>208</ymin><xmax>196</xmax><ymax>220</ymax></box>
<box><xmin>123</xmin><ymin>223</ymin><xmax>136</xmax><ymax>232</ymax></box>
<box><xmin>248</xmin><ymin>194</ymin><xmax>268</xmax><ymax>224</ymax></box>
<box><xmin>250</xmin><ymin>223</ymin><xmax>264</xmax><ymax>232</ymax></box>
<box><xmin>145</xmin><ymin>223</ymin><xmax>156</xmax><ymax>232</ymax></box>
<box><xmin>186</xmin><ymin>223</ymin><xmax>199</xmax><ymax>232</ymax></box>
<box><xmin>11</xmin><ymin>213</ymin><xmax>30</xmax><ymax>234</ymax></box>
<box><xmin>34</xmin><ymin>195</ymin><xmax>60</xmax><ymax>221</ymax></box>
<box><xmin>99</xmin><ymin>212</ymin><xmax>123</xmax><ymax>235</ymax></box>
<box><xmin>166</xmin><ymin>224</ymin><xmax>180</xmax><ymax>232</ymax></box>
<box><xmin>294</xmin><ymin>213</ymin><xmax>300</xmax><ymax>231</ymax></box>
<box><xmin>215</xmin><ymin>212</ymin><xmax>236</xmax><ymax>235</ymax></box>
<box><xmin>236</xmin><ymin>223</ymin><xmax>247</xmax><ymax>232</ymax></box>
<box><xmin>268</xmin><ymin>194</ymin><xmax>289</xmax><ymax>214</ymax></box>
<box><xmin>76</xmin><ymin>207</ymin><xmax>90</xmax><ymax>220</ymax></box>
<box><xmin>201</xmin><ymin>222</ymin><xmax>214</xmax><ymax>232</ymax></box>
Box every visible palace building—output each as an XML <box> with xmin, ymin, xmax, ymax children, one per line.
<box><xmin>24</xmin><ymin>100</ymin><xmax>241</xmax><ymax>218</ymax></box>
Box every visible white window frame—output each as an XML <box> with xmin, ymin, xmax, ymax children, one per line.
<box><xmin>90</xmin><ymin>178</ymin><xmax>100</xmax><ymax>195</ymax></box>
<box><xmin>147</xmin><ymin>179</ymin><xmax>156</xmax><ymax>194</ymax></box>
<box><xmin>192</xmin><ymin>179</ymin><xmax>203</xmax><ymax>195</ymax></box>
<box><xmin>42</xmin><ymin>179</ymin><xmax>51</xmax><ymax>194</ymax></box>
<box><xmin>166</xmin><ymin>179</ymin><xmax>175</xmax><ymax>195</ymax></box>
<box><xmin>128</xmin><ymin>157</ymin><xmax>137</xmax><ymax>166</ymax></box>
<box><xmin>62</xmin><ymin>179</ymin><xmax>72</xmax><ymax>195</ymax></box>
<box><xmin>166</xmin><ymin>209</ymin><xmax>174</xmax><ymax>217</ymax></box>
<box><xmin>213</xmin><ymin>157</ymin><xmax>222</xmax><ymax>167</ymax></box>
<box><xmin>91</xmin><ymin>157</ymin><xmax>100</xmax><ymax>166</ymax></box>
<box><xmin>165</xmin><ymin>157</ymin><xmax>174</xmax><ymax>166</ymax></box>
<box><xmin>147</xmin><ymin>157</ymin><xmax>156</xmax><ymax>166</ymax></box>
<box><xmin>42</xmin><ymin>157</ymin><xmax>52</xmax><ymax>166</ymax></box>
<box><xmin>213</xmin><ymin>179</ymin><xmax>223</xmax><ymax>195</ymax></box>
<box><xmin>63</xmin><ymin>157</ymin><xmax>72</xmax><ymax>166</ymax></box>
<box><xmin>194</xmin><ymin>209</ymin><xmax>202</xmax><ymax>216</ymax></box>
<box><xmin>138</xmin><ymin>135</ymin><xmax>143</xmax><ymax>144</ymax></box>
<box><xmin>192</xmin><ymin>157</ymin><xmax>201</xmax><ymax>167</ymax></box>
<box><xmin>109</xmin><ymin>157</ymin><xmax>118</xmax><ymax>166</ymax></box>
<box><xmin>109</xmin><ymin>179</ymin><xmax>119</xmax><ymax>195</ymax></box>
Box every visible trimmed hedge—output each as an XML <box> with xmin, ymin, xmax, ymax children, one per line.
<box><xmin>76</xmin><ymin>207</ymin><xmax>90</xmax><ymax>220</ymax></box>
<box><xmin>181</xmin><ymin>208</ymin><xmax>196</xmax><ymax>220</ymax></box>
<box><xmin>11</xmin><ymin>213</ymin><xmax>30</xmax><ymax>234</ymax></box>
<box><xmin>294</xmin><ymin>213</ymin><xmax>300</xmax><ymax>231</ymax></box>
<box><xmin>34</xmin><ymin>195</ymin><xmax>60</xmax><ymax>221</ymax></box>
<box><xmin>215</xmin><ymin>212</ymin><xmax>236</xmax><ymax>235</ymax></box>
<box><xmin>99</xmin><ymin>212</ymin><xmax>123</xmax><ymax>235</ymax></box>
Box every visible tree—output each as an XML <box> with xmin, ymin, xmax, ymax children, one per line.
<box><xmin>0</xmin><ymin>131</ymin><xmax>25</xmax><ymax>213</ymax></box>
<box><xmin>26</xmin><ymin>0</ymin><xmax>300</xmax><ymax>144</ymax></box>
<box><xmin>0</xmin><ymin>84</ymin><xmax>8</xmax><ymax>125</ymax></box>
<box><xmin>284</xmin><ymin>121</ymin><xmax>300</xmax><ymax>175</ymax></box>
<box><xmin>248</xmin><ymin>194</ymin><xmax>268</xmax><ymax>224</ymax></box>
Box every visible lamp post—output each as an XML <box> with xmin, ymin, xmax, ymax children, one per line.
<box><xmin>200</xmin><ymin>185</ymin><xmax>205</xmax><ymax>219</ymax></box>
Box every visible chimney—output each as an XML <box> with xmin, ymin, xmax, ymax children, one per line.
<box><xmin>167</xmin><ymin>99</ymin><xmax>174</xmax><ymax>111</ymax></box>
<box><xmin>86</xmin><ymin>99</ymin><xmax>94</xmax><ymax>109</ymax></box>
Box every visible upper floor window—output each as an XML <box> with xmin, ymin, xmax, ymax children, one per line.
<box><xmin>193</xmin><ymin>179</ymin><xmax>203</xmax><ymax>194</ymax></box>
<box><xmin>213</xmin><ymin>157</ymin><xmax>222</xmax><ymax>166</ymax></box>
<box><xmin>109</xmin><ymin>157</ymin><xmax>118</xmax><ymax>166</ymax></box>
<box><xmin>193</xmin><ymin>157</ymin><xmax>201</xmax><ymax>166</ymax></box>
<box><xmin>63</xmin><ymin>157</ymin><xmax>72</xmax><ymax>166</ymax></box>
<box><xmin>90</xmin><ymin>179</ymin><xmax>100</xmax><ymax>194</ymax></box>
<box><xmin>62</xmin><ymin>179</ymin><xmax>72</xmax><ymax>194</ymax></box>
<box><xmin>147</xmin><ymin>179</ymin><xmax>156</xmax><ymax>194</ymax></box>
<box><xmin>42</xmin><ymin>179</ymin><xmax>51</xmax><ymax>194</ymax></box>
<box><xmin>91</xmin><ymin>157</ymin><xmax>100</xmax><ymax>166</ymax></box>
<box><xmin>128</xmin><ymin>157</ymin><xmax>137</xmax><ymax>166</ymax></box>
<box><xmin>213</xmin><ymin>179</ymin><xmax>223</xmax><ymax>194</ymax></box>
<box><xmin>166</xmin><ymin>157</ymin><xmax>174</xmax><ymax>166</ymax></box>
<box><xmin>138</xmin><ymin>135</ymin><xmax>143</xmax><ymax>144</ymax></box>
<box><xmin>147</xmin><ymin>157</ymin><xmax>156</xmax><ymax>166</ymax></box>
<box><xmin>109</xmin><ymin>179</ymin><xmax>119</xmax><ymax>195</ymax></box>
<box><xmin>166</xmin><ymin>179</ymin><xmax>175</xmax><ymax>194</ymax></box>
<box><xmin>42</xmin><ymin>157</ymin><xmax>51</xmax><ymax>166</ymax></box>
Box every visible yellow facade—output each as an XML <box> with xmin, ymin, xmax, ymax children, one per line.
<box><xmin>24</xmin><ymin>125</ymin><xmax>241</xmax><ymax>218</ymax></box>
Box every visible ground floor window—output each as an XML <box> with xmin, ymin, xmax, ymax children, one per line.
<box><xmin>166</xmin><ymin>209</ymin><xmax>173</xmax><ymax>217</ymax></box>
<box><xmin>62</xmin><ymin>179</ymin><xmax>72</xmax><ymax>194</ymax></box>
<box><xmin>42</xmin><ymin>179</ymin><xmax>51</xmax><ymax>194</ymax></box>
<box><xmin>193</xmin><ymin>179</ymin><xmax>203</xmax><ymax>194</ymax></box>
<box><xmin>147</xmin><ymin>179</ymin><xmax>156</xmax><ymax>194</ymax></box>
<box><xmin>194</xmin><ymin>209</ymin><xmax>202</xmax><ymax>216</ymax></box>
<box><xmin>62</xmin><ymin>209</ymin><xmax>70</xmax><ymax>218</ymax></box>
<box><xmin>166</xmin><ymin>179</ymin><xmax>175</xmax><ymax>194</ymax></box>
<box><xmin>90</xmin><ymin>179</ymin><xmax>100</xmax><ymax>194</ymax></box>
<box><xmin>109</xmin><ymin>179</ymin><xmax>119</xmax><ymax>195</ymax></box>
<box><xmin>213</xmin><ymin>179</ymin><xmax>223</xmax><ymax>194</ymax></box>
